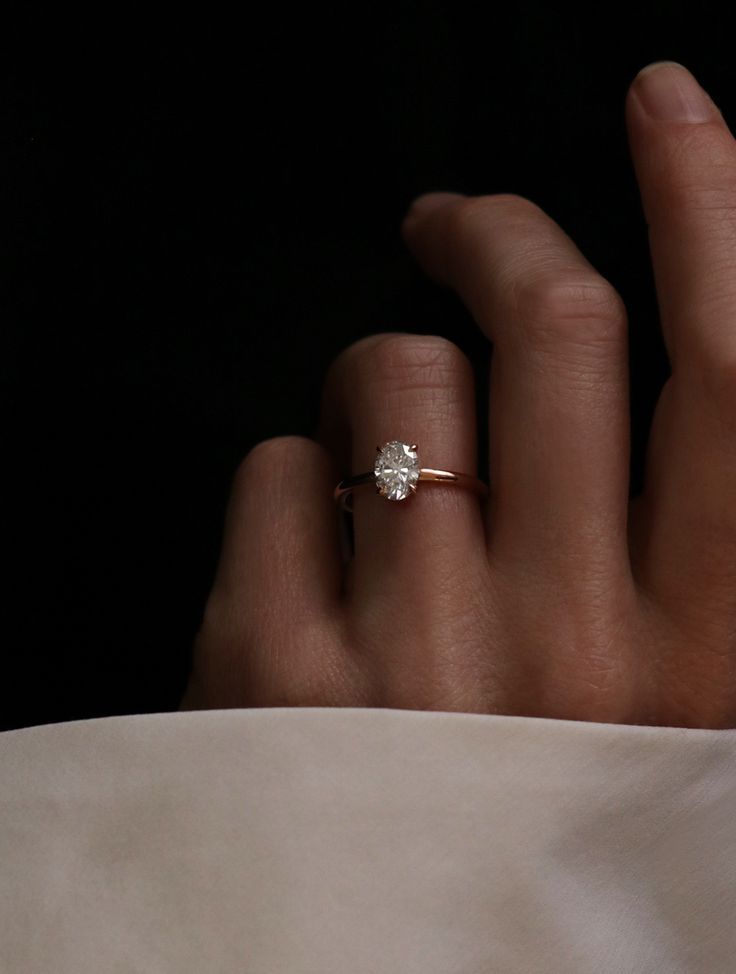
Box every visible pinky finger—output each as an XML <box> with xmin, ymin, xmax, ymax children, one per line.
<box><xmin>214</xmin><ymin>435</ymin><xmax>345</xmax><ymax>617</ymax></box>
<box><xmin>182</xmin><ymin>436</ymin><xmax>346</xmax><ymax>708</ymax></box>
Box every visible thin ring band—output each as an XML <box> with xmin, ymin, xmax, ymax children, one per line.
<box><xmin>334</xmin><ymin>440</ymin><xmax>489</xmax><ymax>513</ymax></box>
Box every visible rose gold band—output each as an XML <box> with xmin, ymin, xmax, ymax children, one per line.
<box><xmin>334</xmin><ymin>467</ymin><xmax>489</xmax><ymax>513</ymax></box>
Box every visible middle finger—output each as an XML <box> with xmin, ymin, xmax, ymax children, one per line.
<box><xmin>319</xmin><ymin>332</ymin><xmax>489</xmax><ymax>613</ymax></box>
<box><xmin>402</xmin><ymin>193</ymin><xmax>633</xmax><ymax>591</ymax></box>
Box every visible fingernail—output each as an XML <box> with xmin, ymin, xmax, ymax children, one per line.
<box><xmin>405</xmin><ymin>191</ymin><xmax>466</xmax><ymax>220</ymax></box>
<box><xmin>633</xmin><ymin>61</ymin><xmax>718</xmax><ymax>123</ymax></box>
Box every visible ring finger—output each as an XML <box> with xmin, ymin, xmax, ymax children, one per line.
<box><xmin>318</xmin><ymin>333</ymin><xmax>492</xmax><ymax>702</ymax></box>
<box><xmin>402</xmin><ymin>194</ymin><xmax>633</xmax><ymax>586</ymax></box>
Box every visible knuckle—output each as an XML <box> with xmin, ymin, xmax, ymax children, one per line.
<box><xmin>342</xmin><ymin>332</ymin><xmax>471</xmax><ymax>396</ymax></box>
<box><xmin>444</xmin><ymin>193</ymin><xmax>541</xmax><ymax>242</ymax></box>
<box><xmin>657</xmin><ymin>128</ymin><xmax>736</xmax><ymax>213</ymax></box>
<box><xmin>327</xmin><ymin>332</ymin><xmax>390</xmax><ymax>373</ymax></box>
<box><xmin>663</xmin><ymin>180</ymin><xmax>736</xmax><ymax>253</ymax></box>
<box><xmin>688</xmin><ymin>180</ymin><xmax>736</xmax><ymax>218</ymax></box>
<box><xmin>511</xmin><ymin>273</ymin><xmax>627</xmax><ymax>346</ymax></box>
<box><xmin>370</xmin><ymin>332</ymin><xmax>467</xmax><ymax>375</ymax></box>
<box><xmin>323</xmin><ymin>333</ymin><xmax>391</xmax><ymax>398</ymax></box>
<box><xmin>235</xmin><ymin>435</ymin><xmax>314</xmax><ymax>487</ymax></box>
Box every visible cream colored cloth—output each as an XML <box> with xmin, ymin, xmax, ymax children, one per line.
<box><xmin>1</xmin><ymin>707</ymin><xmax>735</xmax><ymax>972</ymax></box>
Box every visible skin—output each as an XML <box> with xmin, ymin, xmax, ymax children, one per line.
<box><xmin>179</xmin><ymin>61</ymin><xmax>736</xmax><ymax>728</ymax></box>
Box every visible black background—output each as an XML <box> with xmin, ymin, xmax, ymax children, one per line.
<box><xmin>3</xmin><ymin>5</ymin><xmax>732</xmax><ymax>730</ymax></box>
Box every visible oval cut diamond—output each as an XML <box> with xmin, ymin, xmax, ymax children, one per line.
<box><xmin>374</xmin><ymin>441</ymin><xmax>420</xmax><ymax>501</ymax></box>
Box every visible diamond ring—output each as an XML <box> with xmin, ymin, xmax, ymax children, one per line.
<box><xmin>334</xmin><ymin>440</ymin><xmax>489</xmax><ymax>512</ymax></box>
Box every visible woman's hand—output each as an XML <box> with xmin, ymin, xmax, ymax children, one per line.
<box><xmin>180</xmin><ymin>62</ymin><xmax>735</xmax><ymax>727</ymax></box>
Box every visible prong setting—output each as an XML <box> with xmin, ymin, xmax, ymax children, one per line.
<box><xmin>373</xmin><ymin>441</ymin><xmax>421</xmax><ymax>501</ymax></box>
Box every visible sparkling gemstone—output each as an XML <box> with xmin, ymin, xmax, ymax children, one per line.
<box><xmin>374</xmin><ymin>441</ymin><xmax>420</xmax><ymax>501</ymax></box>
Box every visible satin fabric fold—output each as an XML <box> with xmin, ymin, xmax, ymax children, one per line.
<box><xmin>1</xmin><ymin>708</ymin><xmax>735</xmax><ymax>972</ymax></box>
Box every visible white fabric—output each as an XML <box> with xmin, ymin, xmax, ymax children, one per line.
<box><xmin>1</xmin><ymin>707</ymin><xmax>735</xmax><ymax>972</ymax></box>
